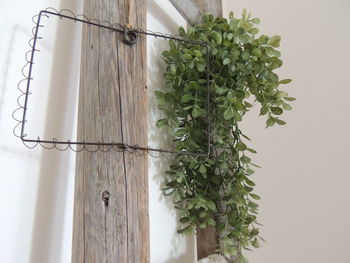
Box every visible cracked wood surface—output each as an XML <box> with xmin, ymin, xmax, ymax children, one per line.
<box><xmin>72</xmin><ymin>0</ymin><xmax>149</xmax><ymax>262</ymax></box>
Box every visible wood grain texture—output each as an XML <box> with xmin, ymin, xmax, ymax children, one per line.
<box><xmin>169</xmin><ymin>0</ymin><xmax>223</xmax><ymax>25</ymax></box>
<box><xmin>169</xmin><ymin>0</ymin><xmax>202</xmax><ymax>25</ymax></box>
<box><xmin>193</xmin><ymin>0</ymin><xmax>222</xmax><ymax>18</ymax></box>
<box><xmin>197</xmin><ymin>226</ymin><xmax>218</xmax><ymax>258</ymax></box>
<box><xmin>72</xmin><ymin>0</ymin><xmax>149</xmax><ymax>262</ymax></box>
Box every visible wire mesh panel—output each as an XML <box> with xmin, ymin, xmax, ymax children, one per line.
<box><xmin>13</xmin><ymin>8</ymin><xmax>211</xmax><ymax>156</ymax></box>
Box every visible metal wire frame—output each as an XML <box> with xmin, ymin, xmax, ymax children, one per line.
<box><xmin>13</xmin><ymin>8</ymin><xmax>211</xmax><ymax>156</ymax></box>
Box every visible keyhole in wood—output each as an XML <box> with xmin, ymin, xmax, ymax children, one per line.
<box><xmin>102</xmin><ymin>191</ymin><xmax>110</xmax><ymax>206</ymax></box>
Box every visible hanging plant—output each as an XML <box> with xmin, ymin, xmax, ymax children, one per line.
<box><xmin>156</xmin><ymin>10</ymin><xmax>294</xmax><ymax>262</ymax></box>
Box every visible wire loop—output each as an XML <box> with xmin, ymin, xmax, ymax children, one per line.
<box><xmin>13</xmin><ymin>7</ymin><xmax>210</xmax><ymax>157</ymax></box>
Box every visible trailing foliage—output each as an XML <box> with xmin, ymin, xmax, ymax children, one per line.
<box><xmin>156</xmin><ymin>10</ymin><xmax>294</xmax><ymax>262</ymax></box>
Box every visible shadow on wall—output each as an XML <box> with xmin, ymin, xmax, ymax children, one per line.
<box><xmin>0</xmin><ymin>24</ymin><xmax>39</xmax><ymax>157</ymax></box>
<box><xmin>29</xmin><ymin>1</ymin><xmax>82</xmax><ymax>263</ymax></box>
<box><xmin>148</xmin><ymin>0</ymin><xmax>196</xmax><ymax>262</ymax></box>
<box><xmin>148</xmin><ymin>38</ymin><xmax>196</xmax><ymax>263</ymax></box>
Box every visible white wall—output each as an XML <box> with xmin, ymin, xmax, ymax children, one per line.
<box><xmin>0</xmin><ymin>0</ymin><xmax>194</xmax><ymax>262</ymax></box>
<box><xmin>0</xmin><ymin>1</ymin><xmax>81</xmax><ymax>263</ymax></box>
<box><xmin>222</xmin><ymin>1</ymin><xmax>350</xmax><ymax>262</ymax></box>
<box><xmin>148</xmin><ymin>1</ymin><xmax>196</xmax><ymax>262</ymax></box>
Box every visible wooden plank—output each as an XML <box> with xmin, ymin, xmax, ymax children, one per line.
<box><xmin>169</xmin><ymin>0</ymin><xmax>222</xmax><ymax>25</ymax></box>
<box><xmin>72</xmin><ymin>0</ymin><xmax>149</xmax><ymax>262</ymax></box>
<box><xmin>197</xmin><ymin>226</ymin><xmax>218</xmax><ymax>258</ymax></box>
<box><xmin>115</xmin><ymin>0</ymin><xmax>149</xmax><ymax>261</ymax></box>
<box><xmin>169</xmin><ymin>0</ymin><xmax>202</xmax><ymax>25</ymax></box>
<box><xmin>193</xmin><ymin>0</ymin><xmax>222</xmax><ymax>18</ymax></box>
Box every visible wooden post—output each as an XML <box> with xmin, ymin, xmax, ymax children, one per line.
<box><xmin>72</xmin><ymin>0</ymin><xmax>149</xmax><ymax>262</ymax></box>
<box><xmin>169</xmin><ymin>0</ymin><xmax>223</xmax><ymax>260</ymax></box>
<box><xmin>193</xmin><ymin>0</ymin><xmax>222</xmax><ymax>20</ymax></box>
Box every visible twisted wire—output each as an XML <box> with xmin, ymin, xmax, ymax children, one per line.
<box><xmin>12</xmin><ymin>8</ymin><xmax>210</xmax><ymax>157</ymax></box>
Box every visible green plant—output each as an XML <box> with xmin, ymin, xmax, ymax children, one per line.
<box><xmin>156</xmin><ymin>10</ymin><xmax>294</xmax><ymax>262</ymax></box>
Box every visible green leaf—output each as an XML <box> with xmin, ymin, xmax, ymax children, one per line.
<box><xmin>249</xmin><ymin>28</ymin><xmax>259</xmax><ymax>35</ymax></box>
<box><xmin>252</xmin><ymin>48</ymin><xmax>262</xmax><ymax>57</ymax></box>
<box><xmin>181</xmin><ymin>94</ymin><xmax>193</xmax><ymax>103</ymax></box>
<box><xmin>266</xmin><ymin>116</ymin><xmax>276</xmax><ymax>127</ymax></box>
<box><xmin>242</xmin><ymin>8</ymin><xmax>247</xmax><ymax>19</ymax></box>
<box><xmin>241</xmin><ymin>156</ymin><xmax>251</xmax><ymax>164</ymax></box>
<box><xmin>181</xmin><ymin>54</ymin><xmax>192</xmax><ymax>60</ymax></box>
<box><xmin>246</xmin><ymin>168</ymin><xmax>255</xmax><ymax>175</ymax></box>
<box><xmin>236</xmin><ymin>142</ymin><xmax>247</xmax><ymax>151</ymax></box>
<box><xmin>183</xmin><ymin>105</ymin><xmax>193</xmax><ymax>110</ymax></box>
<box><xmin>250</xmin><ymin>163</ymin><xmax>262</xmax><ymax>168</ymax></box>
<box><xmin>229</xmin><ymin>11</ymin><xmax>234</xmax><ymax>20</ymax></box>
<box><xmin>252</xmin><ymin>238</ymin><xmax>260</xmax><ymax>248</ymax></box>
<box><xmin>277</xmin><ymin>91</ymin><xmax>288</xmax><ymax>98</ymax></box>
<box><xmin>230</xmin><ymin>64</ymin><xmax>236</xmax><ymax>72</ymax></box>
<box><xmin>192</xmin><ymin>106</ymin><xmax>201</xmax><ymax>118</ymax></box>
<box><xmin>247</xmin><ymin>148</ymin><xmax>257</xmax><ymax>153</ymax></box>
<box><xmin>271</xmin><ymin>107</ymin><xmax>283</xmax><ymax>115</ymax></box>
<box><xmin>268</xmin><ymin>35</ymin><xmax>281</xmax><ymax>47</ymax></box>
<box><xmin>224</xmin><ymin>107</ymin><xmax>234</xmax><ymax>120</ymax></box>
<box><xmin>245</xmin><ymin>177</ymin><xmax>256</xmax><ymax>186</ymax></box>
<box><xmin>196</xmin><ymin>63</ymin><xmax>205</xmax><ymax>72</ymax></box>
<box><xmin>206</xmin><ymin>201</ymin><xmax>217</xmax><ymax>212</ymax></box>
<box><xmin>175</xmin><ymin>128</ymin><xmax>187</xmax><ymax>137</ymax></box>
<box><xmin>241</xmin><ymin>51</ymin><xmax>250</xmax><ymax>60</ymax></box>
<box><xmin>193</xmin><ymin>50</ymin><xmax>202</xmax><ymax>57</ymax></box>
<box><xmin>155</xmin><ymin>90</ymin><xmax>165</xmax><ymax>99</ymax></box>
<box><xmin>223</xmin><ymin>58</ymin><xmax>231</xmax><ymax>65</ymax></box>
<box><xmin>283</xmin><ymin>103</ymin><xmax>292</xmax><ymax>111</ymax></box>
<box><xmin>178</xmin><ymin>226</ymin><xmax>193</xmax><ymax>235</ymax></box>
<box><xmin>284</xmin><ymin>97</ymin><xmax>296</xmax><ymax>101</ymax></box>
<box><xmin>215</xmin><ymin>136</ymin><xmax>224</xmax><ymax>144</ymax></box>
<box><xmin>199</xmin><ymin>210</ymin><xmax>208</xmax><ymax>219</ymax></box>
<box><xmin>251</xmin><ymin>17</ymin><xmax>261</xmax><ymax>24</ymax></box>
<box><xmin>250</xmin><ymin>193</ymin><xmax>261</xmax><ymax>200</ymax></box>
<box><xmin>276</xmin><ymin>118</ymin><xmax>286</xmax><ymax>125</ymax></box>
<box><xmin>156</xmin><ymin>119</ymin><xmax>168</xmax><ymax>128</ymax></box>
<box><xmin>250</xmin><ymin>229</ymin><xmax>259</xmax><ymax>236</ymax></box>
<box><xmin>279</xmin><ymin>79</ymin><xmax>292</xmax><ymax>84</ymax></box>
<box><xmin>170</xmin><ymin>64</ymin><xmax>176</xmax><ymax>75</ymax></box>
<box><xmin>211</xmin><ymin>47</ymin><xmax>218</xmax><ymax>55</ymax></box>
<box><xmin>178</xmin><ymin>27</ymin><xmax>186</xmax><ymax>36</ymax></box>
<box><xmin>257</xmin><ymin>34</ymin><xmax>268</xmax><ymax>45</ymax></box>
<box><xmin>211</xmin><ymin>31</ymin><xmax>223</xmax><ymax>44</ymax></box>
<box><xmin>180</xmin><ymin>217</ymin><xmax>190</xmax><ymax>223</ymax></box>
<box><xmin>199</xmin><ymin>164</ymin><xmax>207</xmax><ymax>175</ymax></box>
<box><xmin>260</xmin><ymin>105</ymin><xmax>269</xmax><ymax>116</ymax></box>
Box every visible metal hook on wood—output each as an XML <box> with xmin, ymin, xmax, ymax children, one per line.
<box><xmin>124</xmin><ymin>29</ymin><xmax>137</xmax><ymax>45</ymax></box>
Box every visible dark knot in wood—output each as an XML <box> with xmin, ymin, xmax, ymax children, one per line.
<box><xmin>102</xmin><ymin>191</ymin><xmax>110</xmax><ymax>206</ymax></box>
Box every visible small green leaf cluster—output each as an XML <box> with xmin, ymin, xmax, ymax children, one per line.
<box><xmin>156</xmin><ymin>10</ymin><xmax>294</xmax><ymax>262</ymax></box>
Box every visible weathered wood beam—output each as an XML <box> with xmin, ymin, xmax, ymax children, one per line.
<box><xmin>169</xmin><ymin>0</ymin><xmax>222</xmax><ymax>25</ymax></box>
<box><xmin>169</xmin><ymin>0</ymin><xmax>202</xmax><ymax>25</ymax></box>
<box><xmin>72</xmin><ymin>0</ymin><xmax>149</xmax><ymax>262</ymax></box>
<box><xmin>193</xmin><ymin>0</ymin><xmax>222</xmax><ymax>18</ymax></box>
